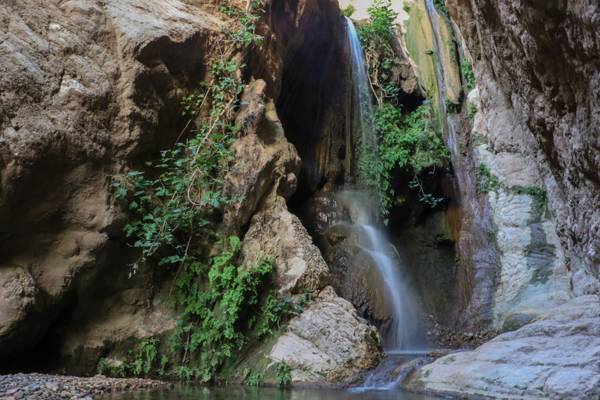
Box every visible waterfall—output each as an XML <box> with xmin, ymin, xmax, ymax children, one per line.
<box><xmin>344</xmin><ymin>17</ymin><xmax>426</xmax><ymax>353</ymax></box>
<box><xmin>346</xmin><ymin>17</ymin><xmax>378</xmax><ymax>181</ymax></box>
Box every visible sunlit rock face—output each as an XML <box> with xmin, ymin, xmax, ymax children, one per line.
<box><xmin>269</xmin><ymin>286</ymin><xmax>382</xmax><ymax>384</ymax></box>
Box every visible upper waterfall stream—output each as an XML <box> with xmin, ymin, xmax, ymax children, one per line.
<box><xmin>344</xmin><ymin>17</ymin><xmax>427</xmax><ymax>355</ymax></box>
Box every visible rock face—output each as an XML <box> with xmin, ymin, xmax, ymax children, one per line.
<box><xmin>252</xmin><ymin>0</ymin><xmax>354</xmax><ymax>198</ymax></box>
<box><xmin>243</xmin><ymin>194</ymin><xmax>331</xmax><ymax>295</ymax></box>
<box><xmin>469</xmin><ymin>85</ymin><xmax>572</xmax><ymax>330</ymax></box>
<box><xmin>447</xmin><ymin>0</ymin><xmax>600</xmax><ymax>297</ymax></box>
<box><xmin>269</xmin><ymin>286</ymin><xmax>382</xmax><ymax>384</ymax></box>
<box><xmin>0</xmin><ymin>0</ymin><xmax>222</xmax><ymax>363</ymax></box>
<box><xmin>407</xmin><ymin>1</ymin><xmax>600</xmax><ymax>398</ymax></box>
<box><xmin>0</xmin><ymin>0</ymin><xmax>381</xmax><ymax>383</ymax></box>
<box><xmin>409</xmin><ymin>295</ymin><xmax>600</xmax><ymax>399</ymax></box>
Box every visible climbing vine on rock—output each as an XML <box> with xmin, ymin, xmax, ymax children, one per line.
<box><xmin>107</xmin><ymin>0</ymin><xmax>301</xmax><ymax>383</ymax></box>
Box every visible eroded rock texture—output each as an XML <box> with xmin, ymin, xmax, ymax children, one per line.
<box><xmin>253</xmin><ymin>0</ymin><xmax>353</xmax><ymax>198</ymax></box>
<box><xmin>448</xmin><ymin>0</ymin><xmax>600</xmax><ymax>296</ymax></box>
<box><xmin>0</xmin><ymin>0</ymin><xmax>382</xmax><ymax>383</ymax></box>
<box><xmin>410</xmin><ymin>1</ymin><xmax>600</xmax><ymax>398</ymax></box>
<box><xmin>0</xmin><ymin>0</ymin><xmax>222</xmax><ymax>364</ymax></box>
<box><xmin>409</xmin><ymin>296</ymin><xmax>600</xmax><ymax>399</ymax></box>
<box><xmin>269</xmin><ymin>286</ymin><xmax>382</xmax><ymax>384</ymax></box>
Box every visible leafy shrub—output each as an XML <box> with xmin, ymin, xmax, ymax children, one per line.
<box><xmin>477</xmin><ymin>163</ymin><xmax>499</xmax><ymax>193</ymax></box>
<box><xmin>514</xmin><ymin>186</ymin><xmax>547</xmax><ymax>214</ymax></box>
<box><xmin>357</xmin><ymin>0</ymin><xmax>399</xmax><ymax>104</ymax></box>
<box><xmin>275</xmin><ymin>362</ymin><xmax>292</xmax><ymax>388</ymax></box>
<box><xmin>461</xmin><ymin>57</ymin><xmax>476</xmax><ymax>92</ymax></box>
<box><xmin>243</xmin><ymin>369</ymin><xmax>263</xmax><ymax>387</ymax></box>
<box><xmin>377</xmin><ymin>102</ymin><xmax>449</xmax><ymax>217</ymax></box>
<box><xmin>341</xmin><ymin>4</ymin><xmax>356</xmax><ymax>17</ymax></box>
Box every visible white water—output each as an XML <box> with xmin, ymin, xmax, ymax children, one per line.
<box><xmin>344</xmin><ymin>18</ymin><xmax>426</xmax><ymax>354</ymax></box>
<box><xmin>346</xmin><ymin>17</ymin><xmax>378</xmax><ymax>169</ymax></box>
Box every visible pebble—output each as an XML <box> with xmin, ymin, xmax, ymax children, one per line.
<box><xmin>0</xmin><ymin>373</ymin><xmax>168</xmax><ymax>400</ymax></box>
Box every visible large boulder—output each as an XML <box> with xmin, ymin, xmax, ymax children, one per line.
<box><xmin>408</xmin><ymin>295</ymin><xmax>600</xmax><ymax>399</ymax></box>
<box><xmin>269</xmin><ymin>286</ymin><xmax>382</xmax><ymax>384</ymax></box>
<box><xmin>243</xmin><ymin>193</ymin><xmax>330</xmax><ymax>295</ymax></box>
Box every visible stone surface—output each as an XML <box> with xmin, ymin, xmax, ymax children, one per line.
<box><xmin>471</xmin><ymin>79</ymin><xmax>572</xmax><ymax>330</ymax></box>
<box><xmin>447</xmin><ymin>0</ymin><xmax>600</xmax><ymax>297</ymax></box>
<box><xmin>252</xmin><ymin>0</ymin><xmax>353</xmax><ymax>197</ymax></box>
<box><xmin>0</xmin><ymin>0</ymin><xmax>222</xmax><ymax>362</ymax></box>
<box><xmin>269</xmin><ymin>286</ymin><xmax>382</xmax><ymax>384</ymax></box>
<box><xmin>223</xmin><ymin>80</ymin><xmax>302</xmax><ymax>232</ymax></box>
<box><xmin>242</xmin><ymin>193</ymin><xmax>330</xmax><ymax>295</ymax></box>
<box><xmin>408</xmin><ymin>295</ymin><xmax>600</xmax><ymax>399</ymax></box>
<box><xmin>0</xmin><ymin>373</ymin><xmax>167</xmax><ymax>399</ymax></box>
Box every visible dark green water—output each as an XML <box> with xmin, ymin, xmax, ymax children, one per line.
<box><xmin>104</xmin><ymin>386</ymin><xmax>443</xmax><ymax>400</ymax></box>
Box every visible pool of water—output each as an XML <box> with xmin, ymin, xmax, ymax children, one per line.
<box><xmin>104</xmin><ymin>386</ymin><xmax>443</xmax><ymax>400</ymax></box>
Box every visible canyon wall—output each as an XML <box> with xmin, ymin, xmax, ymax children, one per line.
<box><xmin>0</xmin><ymin>0</ymin><xmax>380</xmax><ymax>382</ymax></box>
<box><xmin>408</xmin><ymin>1</ymin><xmax>600</xmax><ymax>398</ymax></box>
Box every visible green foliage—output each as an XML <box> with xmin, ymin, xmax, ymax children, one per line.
<box><xmin>461</xmin><ymin>57</ymin><xmax>476</xmax><ymax>93</ymax></box>
<box><xmin>131</xmin><ymin>338</ymin><xmax>159</xmax><ymax>376</ymax></box>
<box><xmin>113</xmin><ymin>58</ymin><xmax>241</xmax><ymax>270</ymax></box>
<box><xmin>275</xmin><ymin>363</ymin><xmax>292</xmax><ymax>388</ymax></box>
<box><xmin>341</xmin><ymin>4</ymin><xmax>356</xmax><ymax>17</ymax></box>
<box><xmin>107</xmin><ymin>1</ymin><xmax>295</xmax><ymax>384</ymax></box>
<box><xmin>433</xmin><ymin>0</ymin><xmax>448</xmax><ymax>17</ymax></box>
<box><xmin>357</xmin><ymin>0</ymin><xmax>399</xmax><ymax>104</ymax></box>
<box><xmin>220</xmin><ymin>0</ymin><xmax>264</xmax><ymax>47</ymax></box>
<box><xmin>477</xmin><ymin>163</ymin><xmax>499</xmax><ymax>193</ymax></box>
<box><xmin>446</xmin><ymin>98</ymin><xmax>460</xmax><ymax>114</ymax></box>
<box><xmin>96</xmin><ymin>338</ymin><xmax>159</xmax><ymax>378</ymax></box>
<box><xmin>467</xmin><ymin>103</ymin><xmax>478</xmax><ymax>121</ymax></box>
<box><xmin>243</xmin><ymin>369</ymin><xmax>263</xmax><ymax>387</ymax></box>
<box><xmin>167</xmin><ymin>237</ymin><xmax>276</xmax><ymax>383</ymax></box>
<box><xmin>97</xmin><ymin>358</ymin><xmax>114</xmax><ymax>376</ymax></box>
<box><xmin>376</xmin><ymin>102</ymin><xmax>449</xmax><ymax>217</ymax></box>
<box><xmin>252</xmin><ymin>294</ymin><xmax>305</xmax><ymax>339</ymax></box>
<box><xmin>514</xmin><ymin>186</ymin><xmax>547</xmax><ymax>213</ymax></box>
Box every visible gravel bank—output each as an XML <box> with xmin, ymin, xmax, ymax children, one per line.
<box><xmin>0</xmin><ymin>373</ymin><xmax>168</xmax><ymax>400</ymax></box>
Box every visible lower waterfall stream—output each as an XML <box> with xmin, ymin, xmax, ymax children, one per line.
<box><xmin>344</xmin><ymin>17</ymin><xmax>429</xmax><ymax>390</ymax></box>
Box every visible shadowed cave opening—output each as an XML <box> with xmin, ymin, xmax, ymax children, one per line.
<box><xmin>273</xmin><ymin>16</ymin><xmax>462</xmax><ymax>339</ymax></box>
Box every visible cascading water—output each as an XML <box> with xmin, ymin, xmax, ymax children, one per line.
<box><xmin>344</xmin><ymin>17</ymin><xmax>427</xmax><ymax>355</ymax></box>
